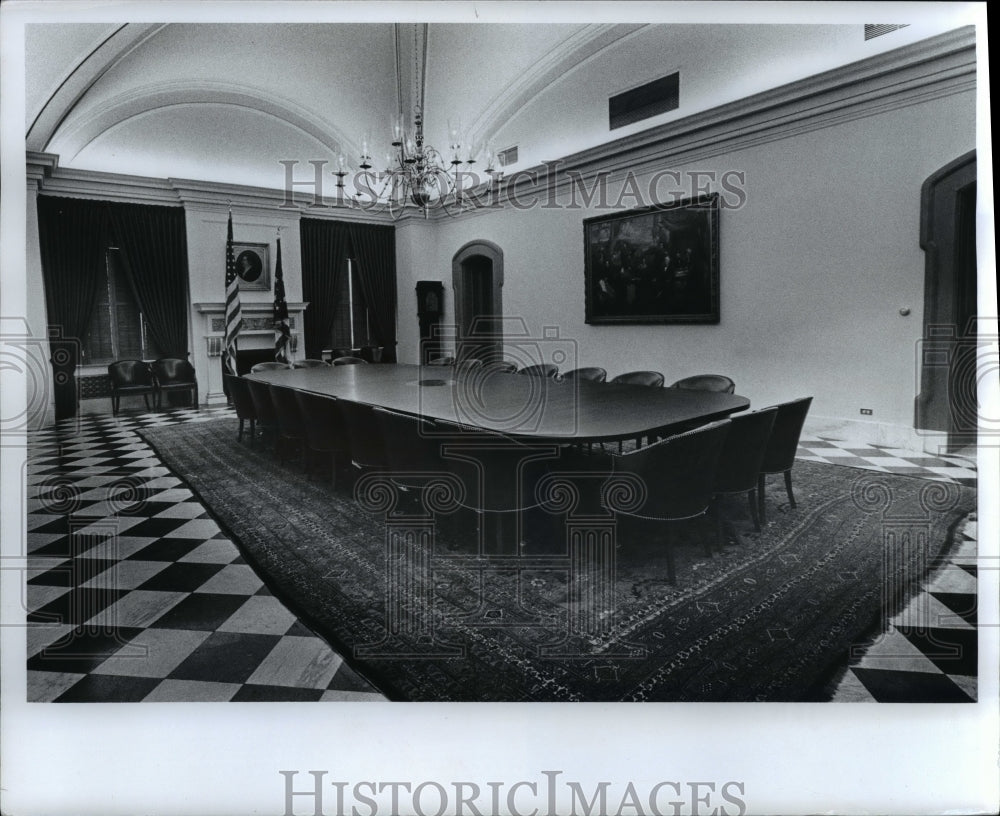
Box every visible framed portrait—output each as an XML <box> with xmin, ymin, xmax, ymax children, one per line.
<box><xmin>232</xmin><ymin>242</ymin><xmax>270</xmax><ymax>291</ymax></box>
<box><xmin>584</xmin><ymin>193</ymin><xmax>720</xmax><ymax>324</ymax></box>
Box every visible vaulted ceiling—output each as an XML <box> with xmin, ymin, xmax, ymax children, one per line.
<box><xmin>25</xmin><ymin>15</ymin><xmax>969</xmax><ymax>192</ymax></box>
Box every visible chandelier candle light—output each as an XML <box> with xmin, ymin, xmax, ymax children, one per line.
<box><xmin>335</xmin><ymin>25</ymin><xmax>504</xmax><ymax>217</ymax></box>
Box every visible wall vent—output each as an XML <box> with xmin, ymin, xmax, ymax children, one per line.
<box><xmin>865</xmin><ymin>24</ymin><xmax>909</xmax><ymax>41</ymax></box>
<box><xmin>609</xmin><ymin>72</ymin><xmax>679</xmax><ymax>130</ymax></box>
<box><xmin>497</xmin><ymin>145</ymin><xmax>518</xmax><ymax>167</ymax></box>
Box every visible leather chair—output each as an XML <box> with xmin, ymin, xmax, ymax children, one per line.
<box><xmin>609</xmin><ymin>370</ymin><xmax>665</xmax><ymax>450</ymax></box>
<box><xmin>293</xmin><ymin>359</ymin><xmax>330</xmax><ymax>369</ymax></box>
<box><xmin>454</xmin><ymin>358</ymin><xmax>485</xmax><ymax>373</ymax></box>
<box><xmin>427</xmin><ymin>355</ymin><xmax>455</xmax><ymax>366</ymax></box>
<box><xmin>603</xmin><ymin>419</ymin><xmax>731</xmax><ymax>584</ymax></box>
<box><xmin>223</xmin><ymin>373</ymin><xmax>257</xmax><ymax>443</ymax></box>
<box><xmin>108</xmin><ymin>360</ymin><xmax>156</xmax><ymax>416</ymax></box>
<box><xmin>268</xmin><ymin>384</ymin><xmax>309</xmax><ymax>466</ymax></box>
<box><xmin>152</xmin><ymin>358</ymin><xmax>198</xmax><ymax>410</ymax></box>
<box><xmin>757</xmin><ymin>397</ymin><xmax>813</xmax><ymax>524</ymax></box>
<box><xmin>712</xmin><ymin>407</ymin><xmax>778</xmax><ymax>545</ymax></box>
<box><xmin>336</xmin><ymin>399</ymin><xmax>388</xmax><ymax>474</ymax></box>
<box><xmin>482</xmin><ymin>361</ymin><xmax>518</xmax><ymax>374</ymax></box>
<box><xmin>295</xmin><ymin>391</ymin><xmax>350</xmax><ymax>488</ymax></box>
<box><xmin>518</xmin><ymin>363</ymin><xmax>559</xmax><ymax>378</ymax></box>
<box><xmin>561</xmin><ymin>366</ymin><xmax>607</xmax><ymax>383</ymax></box>
<box><xmin>670</xmin><ymin>374</ymin><xmax>736</xmax><ymax>394</ymax></box>
<box><xmin>332</xmin><ymin>356</ymin><xmax>368</xmax><ymax>366</ymax></box>
<box><xmin>611</xmin><ymin>370</ymin><xmax>665</xmax><ymax>388</ymax></box>
<box><xmin>245</xmin><ymin>378</ymin><xmax>279</xmax><ymax>446</ymax></box>
<box><xmin>250</xmin><ymin>361</ymin><xmax>291</xmax><ymax>373</ymax></box>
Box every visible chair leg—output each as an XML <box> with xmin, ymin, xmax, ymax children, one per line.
<box><xmin>784</xmin><ymin>469</ymin><xmax>796</xmax><ymax>509</ymax></box>
<box><xmin>238</xmin><ymin>418</ymin><xmax>245</xmax><ymax>441</ymax></box>
<box><xmin>748</xmin><ymin>488</ymin><xmax>761</xmax><ymax>532</ymax></box>
<box><xmin>112</xmin><ymin>395</ymin><xmax>118</xmax><ymax>416</ymax></box>
<box><xmin>663</xmin><ymin>528</ymin><xmax>676</xmax><ymax>586</ymax></box>
<box><xmin>143</xmin><ymin>394</ymin><xmax>151</xmax><ymax>412</ymax></box>
<box><xmin>757</xmin><ymin>474</ymin><xmax>766</xmax><ymax>526</ymax></box>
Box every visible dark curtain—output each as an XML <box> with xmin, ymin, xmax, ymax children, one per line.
<box><xmin>107</xmin><ymin>202</ymin><xmax>190</xmax><ymax>357</ymax></box>
<box><xmin>349</xmin><ymin>222</ymin><xmax>397</xmax><ymax>363</ymax></box>
<box><xmin>300</xmin><ymin>218</ymin><xmax>351</xmax><ymax>358</ymax></box>
<box><xmin>37</xmin><ymin>196</ymin><xmax>111</xmax><ymax>419</ymax></box>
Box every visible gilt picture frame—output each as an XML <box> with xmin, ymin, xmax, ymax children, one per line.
<box><xmin>233</xmin><ymin>242</ymin><xmax>270</xmax><ymax>291</ymax></box>
<box><xmin>584</xmin><ymin>193</ymin><xmax>720</xmax><ymax>324</ymax></box>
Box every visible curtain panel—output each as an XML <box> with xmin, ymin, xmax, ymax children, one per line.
<box><xmin>108</xmin><ymin>202</ymin><xmax>191</xmax><ymax>357</ymax></box>
<box><xmin>348</xmin><ymin>222</ymin><xmax>397</xmax><ymax>363</ymax></box>
<box><xmin>37</xmin><ymin>196</ymin><xmax>112</xmax><ymax>419</ymax></box>
<box><xmin>300</xmin><ymin>218</ymin><xmax>350</xmax><ymax>358</ymax></box>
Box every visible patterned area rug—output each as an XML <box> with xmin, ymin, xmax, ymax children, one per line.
<box><xmin>139</xmin><ymin>419</ymin><xmax>975</xmax><ymax>702</ymax></box>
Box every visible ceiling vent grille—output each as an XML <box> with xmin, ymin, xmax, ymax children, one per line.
<box><xmin>609</xmin><ymin>72</ymin><xmax>679</xmax><ymax>130</ymax></box>
<box><xmin>865</xmin><ymin>24</ymin><xmax>909</xmax><ymax>41</ymax></box>
<box><xmin>497</xmin><ymin>146</ymin><xmax>518</xmax><ymax>167</ymax></box>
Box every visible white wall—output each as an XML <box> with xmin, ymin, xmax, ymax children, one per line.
<box><xmin>395</xmin><ymin>89</ymin><xmax>976</xmax><ymax>448</ymax></box>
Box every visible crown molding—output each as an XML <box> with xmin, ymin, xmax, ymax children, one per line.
<box><xmin>479</xmin><ymin>26</ymin><xmax>977</xmax><ymax>206</ymax></box>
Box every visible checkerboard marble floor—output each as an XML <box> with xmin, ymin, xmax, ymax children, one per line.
<box><xmin>24</xmin><ymin>407</ymin><xmax>386</xmax><ymax>702</ymax></box>
<box><xmin>22</xmin><ymin>412</ymin><xmax>977</xmax><ymax>702</ymax></box>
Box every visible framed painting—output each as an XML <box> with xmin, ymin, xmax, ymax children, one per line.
<box><xmin>232</xmin><ymin>242</ymin><xmax>270</xmax><ymax>291</ymax></box>
<box><xmin>584</xmin><ymin>193</ymin><xmax>719</xmax><ymax>324</ymax></box>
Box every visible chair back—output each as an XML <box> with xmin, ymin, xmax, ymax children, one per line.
<box><xmin>518</xmin><ymin>363</ymin><xmax>559</xmax><ymax>379</ymax></box>
<box><xmin>607</xmin><ymin>420</ymin><xmax>730</xmax><ymax>521</ymax></box>
<box><xmin>268</xmin><ymin>384</ymin><xmax>305</xmax><ymax>440</ymax></box>
<box><xmin>250</xmin><ymin>361</ymin><xmax>291</xmax><ymax>373</ymax></box>
<box><xmin>337</xmin><ymin>400</ymin><xmax>387</xmax><ymax>469</ymax></box>
<box><xmin>224</xmin><ymin>374</ymin><xmax>257</xmax><ymax>421</ymax></box>
<box><xmin>481</xmin><ymin>361</ymin><xmax>518</xmax><ymax>374</ymax></box>
<box><xmin>713</xmin><ymin>408</ymin><xmax>778</xmax><ymax>494</ymax></box>
<box><xmin>427</xmin><ymin>355</ymin><xmax>455</xmax><ymax>366</ymax></box>
<box><xmin>295</xmin><ymin>391</ymin><xmax>348</xmax><ymax>454</ymax></box>
<box><xmin>561</xmin><ymin>366</ymin><xmax>607</xmax><ymax>383</ymax></box>
<box><xmin>152</xmin><ymin>358</ymin><xmax>195</xmax><ymax>384</ymax></box>
<box><xmin>332</xmin><ymin>356</ymin><xmax>368</xmax><ymax>366</ymax></box>
<box><xmin>294</xmin><ymin>359</ymin><xmax>329</xmax><ymax>369</ymax></box>
<box><xmin>611</xmin><ymin>370</ymin><xmax>665</xmax><ymax>388</ymax></box>
<box><xmin>245</xmin><ymin>378</ymin><xmax>278</xmax><ymax>424</ymax></box>
<box><xmin>108</xmin><ymin>360</ymin><xmax>153</xmax><ymax>387</ymax></box>
<box><xmin>454</xmin><ymin>358</ymin><xmax>485</xmax><ymax>373</ymax></box>
<box><xmin>671</xmin><ymin>374</ymin><xmax>735</xmax><ymax>394</ymax></box>
<box><xmin>760</xmin><ymin>397</ymin><xmax>813</xmax><ymax>475</ymax></box>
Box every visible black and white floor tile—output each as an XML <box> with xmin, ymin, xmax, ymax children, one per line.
<box><xmin>21</xmin><ymin>410</ymin><xmax>977</xmax><ymax>702</ymax></box>
<box><xmin>24</xmin><ymin>407</ymin><xmax>386</xmax><ymax>702</ymax></box>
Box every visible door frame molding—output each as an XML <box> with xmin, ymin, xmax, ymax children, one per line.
<box><xmin>452</xmin><ymin>240</ymin><xmax>504</xmax><ymax>360</ymax></box>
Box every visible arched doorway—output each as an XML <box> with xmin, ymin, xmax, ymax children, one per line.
<box><xmin>914</xmin><ymin>151</ymin><xmax>977</xmax><ymax>452</ymax></box>
<box><xmin>452</xmin><ymin>240</ymin><xmax>504</xmax><ymax>362</ymax></box>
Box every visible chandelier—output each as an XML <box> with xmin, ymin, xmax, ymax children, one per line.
<box><xmin>333</xmin><ymin>25</ymin><xmax>504</xmax><ymax>218</ymax></box>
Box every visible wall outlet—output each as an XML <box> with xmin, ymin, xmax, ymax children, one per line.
<box><xmin>860</xmin><ymin>408</ymin><xmax>873</xmax><ymax>415</ymax></box>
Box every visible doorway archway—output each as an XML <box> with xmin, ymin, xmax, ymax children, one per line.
<box><xmin>452</xmin><ymin>240</ymin><xmax>504</xmax><ymax>363</ymax></box>
<box><xmin>914</xmin><ymin>150</ymin><xmax>977</xmax><ymax>451</ymax></box>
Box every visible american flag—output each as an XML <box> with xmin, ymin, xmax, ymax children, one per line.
<box><xmin>223</xmin><ymin>210</ymin><xmax>242</xmax><ymax>375</ymax></box>
<box><xmin>273</xmin><ymin>234</ymin><xmax>291</xmax><ymax>363</ymax></box>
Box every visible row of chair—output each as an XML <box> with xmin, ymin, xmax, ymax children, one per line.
<box><xmin>250</xmin><ymin>357</ymin><xmax>367</xmax><ymax>373</ymax></box>
<box><xmin>427</xmin><ymin>357</ymin><xmax>735</xmax><ymax>394</ymax></box>
<box><xmin>108</xmin><ymin>358</ymin><xmax>198</xmax><ymax>416</ymax></box>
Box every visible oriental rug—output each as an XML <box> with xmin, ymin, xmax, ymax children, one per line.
<box><xmin>139</xmin><ymin>419</ymin><xmax>975</xmax><ymax>702</ymax></box>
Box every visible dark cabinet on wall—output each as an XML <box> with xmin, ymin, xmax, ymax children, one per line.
<box><xmin>416</xmin><ymin>281</ymin><xmax>445</xmax><ymax>364</ymax></box>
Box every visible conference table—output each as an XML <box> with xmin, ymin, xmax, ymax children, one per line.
<box><xmin>245</xmin><ymin>363</ymin><xmax>750</xmax><ymax>445</ymax></box>
<box><xmin>245</xmin><ymin>363</ymin><xmax>751</xmax><ymax>645</ymax></box>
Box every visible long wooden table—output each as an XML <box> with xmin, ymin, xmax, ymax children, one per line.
<box><xmin>245</xmin><ymin>363</ymin><xmax>750</xmax><ymax>444</ymax></box>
